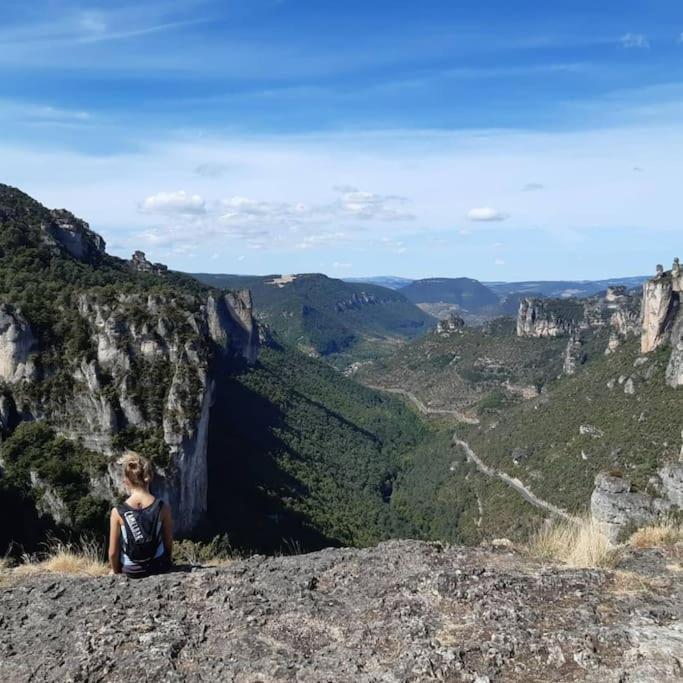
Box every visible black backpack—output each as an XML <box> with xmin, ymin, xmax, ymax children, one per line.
<box><xmin>117</xmin><ymin>499</ymin><xmax>164</xmax><ymax>564</ymax></box>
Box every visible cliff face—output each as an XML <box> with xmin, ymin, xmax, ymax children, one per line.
<box><xmin>517</xmin><ymin>289</ymin><xmax>641</xmax><ymax>344</ymax></box>
<box><xmin>516</xmin><ymin>298</ymin><xmax>579</xmax><ymax>338</ymax></box>
<box><xmin>2</xmin><ymin>540</ymin><xmax>681</xmax><ymax>682</ymax></box>
<box><xmin>38</xmin><ymin>291</ymin><xmax>257</xmax><ymax>533</ymax></box>
<box><xmin>0</xmin><ymin>306</ymin><xmax>36</xmax><ymax>383</ymax></box>
<box><xmin>640</xmin><ymin>259</ymin><xmax>683</xmax><ymax>387</ymax></box>
<box><xmin>41</xmin><ymin>208</ymin><xmax>106</xmax><ymax>263</ymax></box>
<box><xmin>0</xmin><ymin>185</ymin><xmax>259</xmax><ymax>535</ymax></box>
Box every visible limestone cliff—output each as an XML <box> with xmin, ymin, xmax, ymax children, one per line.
<box><xmin>640</xmin><ymin>259</ymin><xmax>683</xmax><ymax>387</ymax></box>
<box><xmin>516</xmin><ymin>298</ymin><xmax>580</xmax><ymax>337</ymax></box>
<box><xmin>0</xmin><ymin>185</ymin><xmax>259</xmax><ymax>535</ymax></box>
<box><xmin>40</xmin><ymin>208</ymin><xmax>106</xmax><ymax>263</ymax></box>
<box><xmin>517</xmin><ymin>287</ymin><xmax>641</xmax><ymax>342</ymax></box>
<box><xmin>0</xmin><ymin>305</ymin><xmax>36</xmax><ymax>383</ymax></box>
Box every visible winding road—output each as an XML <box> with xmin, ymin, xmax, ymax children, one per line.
<box><xmin>365</xmin><ymin>385</ymin><xmax>480</xmax><ymax>424</ymax></box>
<box><xmin>453</xmin><ymin>438</ymin><xmax>577</xmax><ymax>522</ymax></box>
<box><xmin>368</xmin><ymin>383</ymin><xmax>576</xmax><ymax>522</ymax></box>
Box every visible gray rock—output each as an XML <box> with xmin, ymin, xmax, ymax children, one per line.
<box><xmin>591</xmin><ymin>473</ymin><xmax>662</xmax><ymax>541</ymax></box>
<box><xmin>516</xmin><ymin>298</ymin><xmax>577</xmax><ymax>338</ymax></box>
<box><xmin>665</xmin><ymin>310</ymin><xmax>683</xmax><ymax>388</ymax></box>
<box><xmin>659</xmin><ymin>463</ymin><xmax>683</xmax><ymax>507</ymax></box>
<box><xmin>0</xmin><ymin>305</ymin><xmax>37</xmax><ymax>383</ymax></box>
<box><xmin>563</xmin><ymin>335</ymin><xmax>584</xmax><ymax>375</ymax></box>
<box><xmin>1</xmin><ymin>540</ymin><xmax>681</xmax><ymax>682</ymax></box>
<box><xmin>579</xmin><ymin>424</ymin><xmax>604</xmax><ymax>439</ymax></box>
<box><xmin>640</xmin><ymin>258</ymin><xmax>682</xmax><ymax>354</ymax></box>
<box><xmin>591</xmin><ymin>468</ymin><xmax>682</xmax><ymax>542</ymax></box>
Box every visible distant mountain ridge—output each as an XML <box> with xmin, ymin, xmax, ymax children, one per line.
<box><xmin>344</xmin><ymin>276</ymin><xmax>414</xmax><ymax>290</ymax></box>
<box><xmin>400</xmin><ymin>277</ymin><xmax>499</xmax><ymax>308</ymax></box>
<box><xmin>191</xmin><ymin>272</ymin><xmax>434</xmax><ymax>356</ymax></box>
<box><xmin>484</xmin><ymin>276</ymin><xmax>649</xmax><ymax>299</ymax></box>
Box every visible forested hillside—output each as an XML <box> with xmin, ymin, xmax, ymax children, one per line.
<box><xmin>192</xmin><ymin>272</ymin><xmax>434</xmax><ymax>357</ymax></box>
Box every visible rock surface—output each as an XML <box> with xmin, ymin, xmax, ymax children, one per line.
<box><xmin>0</xmin><ymin>305</ymin><xmax>36</xmax><ymax>383</ymax></box>
<box><xmin>562</xmin><ymin>335</ymin><xmax>584</xmax><ymax>375</ymax></box>
<box><xmin>1</xmin><ymin>540</ymin><xmax>681</xmax><ymax>682</ymax></box>
<box><xmin>591</xmin><ymin>470</ymin><xmax>681</xmax><ymax>542</ymax></box>
<box><xmin>41</xmin><ymin>208</ymin><xmax>106</xmax><ymax>263</ymax></box>
<box><xmin>516</xmin><ymin>298</ymin><xmax>578</xmax><ymax>338</ymax></box>
<box><xmin>640</xmin><ymin>259</ymin><xmax>682</xmax><ymax>355</ymax></box>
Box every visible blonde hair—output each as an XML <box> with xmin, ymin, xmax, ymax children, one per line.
<box><xmin>121</xmin><ymin>451</ymin><xmax>154</xmax><ymax>488</ymax></box>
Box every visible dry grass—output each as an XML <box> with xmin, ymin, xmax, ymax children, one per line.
<box><xmin>611</xmin><ymin>570</ymin><xmax>672</xmax><ymax>595</ymax></box>
<box><xmin>628</xmin><ymin>519</ymin><xmax>683</xmax><ymax>549</ymax></box>
<box><xmin>527</xmin><ymin>514</ymin><xmax>620</xmax><ymax>568</ymax></box>
<box><xmin>13</xmin><ymin>537</ymin><xmax>108</xmax><ymax>577</ymax></box>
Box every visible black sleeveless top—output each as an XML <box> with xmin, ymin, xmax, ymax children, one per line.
<box><xmin>117</xmin><ymin>499</ymin><xmax>170</xmax><ymax>578</ymax></box>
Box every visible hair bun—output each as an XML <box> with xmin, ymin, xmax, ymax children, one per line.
<box><xmin>121</xmin><ymin>451</ymin><xmax>154</xmax><ymax>488</ymax></box>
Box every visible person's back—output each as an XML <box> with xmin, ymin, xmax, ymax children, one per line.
<box><xmin>108</xmin><ymin>452</ymin><xmax>173</xmax><ymax>578</ymax></box>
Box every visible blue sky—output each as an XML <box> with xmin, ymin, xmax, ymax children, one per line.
<box><xmin>1</xmin><ymin>0</ymin><xmax>682</xmax><ymax>280</ymax></box>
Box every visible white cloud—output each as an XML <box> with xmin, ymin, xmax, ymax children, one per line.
<box><xmin>334</xmin><ymin>188</ymin><xmax>413</xmax><ymax>221</ymax></box>
<box><xmin>620</xmin><ymin>33</ymin><xmax>650</xmax><ymax>49</ymax></box>
<box><xmin>141</xmin><ymin>190</ymin><xmax>206</xmax><ymax>215</ymax></box>
<box><xmin>332</xmin><ymin>261</ymin><xmax>352</xmax><ymax>269</ymax></box>
<box><xmin>494</xmin><ymin>258</ymin><xmax>506</xmax><ymax>266</ymax></box>
<box><xmin>522</xmin><ymin>182</ymin><xmax>544</xmax><ymax>191</ymax></box>
<box><xmin>493</xmin><ymin>242</ymin><xmax>504</xmax><ymax>248</ymax></box>
<box><xmin>467</xmin><ymin>207</ymin><xmax>507</xmax><ymax>222</ymax></box>
<box><xmin>5</xmin><ymin>117</ymin><xmax>683</xmax><ymax>274</ymax></box>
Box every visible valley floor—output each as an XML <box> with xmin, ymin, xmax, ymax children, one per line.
<box><xmin>1</xmin><ymin>540</ymin><xmax>681</xmax><ymax>682</ymax></box>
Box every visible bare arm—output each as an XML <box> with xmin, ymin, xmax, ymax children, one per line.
<box><xmin>108</xmin><ymin>508</ymin><xmax>122</xmax><ymax>574</ymax></box>
<box><xmin>162</xmin><ymin>503</ymin><xmax>173</xmax><ymax>560</ymax></box>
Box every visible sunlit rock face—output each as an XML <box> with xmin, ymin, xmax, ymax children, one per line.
<box><xmin>638</xmin><ymin>259</ymin><xmax>683</xmax><ymax>387</ymax></box>
<box><xmin>0</xmin><ymin>305</ymin><xmax>36</xmax><ymax>384</ymax></box>
<box><xmin>41</xmin><ymin>209</ymin><xmax>106</xmax><ymax>264</ymax></box>
<box><xmin>516</xmin><ymin>298</ymin><xmax>577</xmax><ymax>338</ymax></box>
<box><xmin>640</xmin><ymin>259</ymin><xmax>681</xmax><ymax>354</ymax></box>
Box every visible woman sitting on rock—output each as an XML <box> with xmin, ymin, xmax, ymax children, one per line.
<box><xmin>108</xmin><ymin>452</ymin><xmax>173</xmax><ymax>578</ymax></box>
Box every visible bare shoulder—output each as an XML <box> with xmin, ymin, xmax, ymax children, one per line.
<box><xmin>110</xmin><ymin>507</ymin><xmax>122</xmax><ymax>523</ymax></box>
<box><xmin>161</xmin><ymin>501</ymin><xmax>173</xmax><ymax>518</ymax></box>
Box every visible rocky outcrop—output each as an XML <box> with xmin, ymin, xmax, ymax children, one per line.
<box><xmin>2</xmin><ymin>540</ymin><xmax>681</xmax><ymax>682</ymax></box>
<box><xmin>562</xmin><ymin>335</ymin><xmax>584</xmax><ymax>374</ymax></box>
<box><xmin>334</xmin><ymin>291</ymin><xmax>395</xmax><ymax>312</ymax></box>
<box><xmin>665</xmin><ymin>308</ymin><xmax>683</xmax><ymax>387</ymax></box>
<box><xmin>437</xmin><ymin>312</ymin><xmax>466</xmax><ymax>334</ymax></box>
<box><xmin>41</xmin><ymin>209</ymin><xmax>106</xmax><ymax>263</ymax></box>
<box><xmin>129</xmin><ymin>250</ymin><xmax>168</xmax><ymax>275</ymax></box>
<box><xmin>516</xmin><ymin>298</ymin><xmax>580</xmax><ymax>338</ymax></box>
<box><xmin>591</xmin><ymin>467</ymin><xmax>682</xmax><ymax>542</ymax></box>
<box><xmin>638</xmin><ymin>259</ymin><xmax>683</xmax><ymax>387</ymax></box>
<box><xmin>517</xmin><ymin>289</ymin><xmax>640</xmax><ymax>359</ymax></box>
<box><xmin>641</xmin><ymin>259</ymin><xmax>682</xmax><ymax>354</ymax></box>
<box><xmin>208</xmin><ymin>290</ymin><xmax>258</xmax><ymax>364</ymax></box>
<box><xmin>0</xmin><ymin>306</ymin><xmax>36</xmax><ymax>383</ymax></box>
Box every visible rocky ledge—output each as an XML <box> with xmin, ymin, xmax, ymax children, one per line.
<box><xmin>1</xmin><ymin>540</ymin><xmax>681</xmax><ymax>682</ymax></box>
